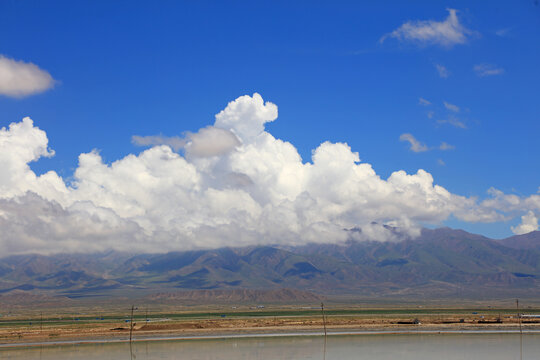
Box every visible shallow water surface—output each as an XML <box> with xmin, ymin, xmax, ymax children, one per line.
<box><xmin>1</xmin><ymin>333</ymin><xmax>538</xmax><ymax>359</ymax></box>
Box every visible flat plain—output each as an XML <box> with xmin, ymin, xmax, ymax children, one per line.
<box><xmin>1</xmin><ymin>300</ymin><xmax>539</xmax><ymax>346</ymax></box>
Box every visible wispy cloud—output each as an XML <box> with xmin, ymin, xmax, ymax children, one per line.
<box><xmin>474</xmin><ymin>63</ymin><xmax>504</xmax><ymax>77</ymax></box>
<box><xmin>495</xmin><ymin>28</ymin><xmax>511</xmax><ymax>37</ymax></box>
<box><xmin>381</xmin><ymin>9</ymin><xmax>475</xmax><ymax>48</ymax></box>
<box><xmin>418</xmin><ymin>97</ymin><xmax>431</xmax><ymax>106</ymax></box>
<box><xmin>443</xmin><ymin>101</ymin><xmax>460</xmax><ymax>112</ymax></box>
<box><xmin>439</xmin><ymin>142</ymin><xmax>455</xmax><ymax>150</ymax></box>
<box><xmin>437</xmin><ymin>159</ymin><xmax>446</xmax><ymax>166</ymax></box>
<box><xmin>132</xmin><ymin>134</ymin><xmax>186</xmax><ymax>151</ymax></box>
<box><xmin>435</xmin><ymin>64</ymin><xmax>449</xmax><ymax>78</ymax></box>
<box><xmin>400</xmin><ymin>134</ymin><xmax>456</xmax><ymax>153</ymax></box>
<box><xmin>399</xmin><ymin>133</ymin><xmax>429</xmax><ymax>152</ymax></box>
<box><xmin>437</xmin><ymin>116</ymin><xmax>467</xmax><ymax>129</ymax></box>
<box><xmin>0</xmin><ymin>55</ymin><xmax>55</xmax><ymax>98</ymax></box>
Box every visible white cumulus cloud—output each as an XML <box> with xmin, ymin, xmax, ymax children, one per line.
<box><xmin>214</xmin><ymin>93</ymin><xmax>278</xmax><ymax>143</ymax></box>
<box><xmin>511</xmin><ymin>211</ymin><xmax>539</xmax><ymax>235</ymax></box>
<box><xmin>0</xmin><ymin>93</ymin><xmax>536</xmax><ymax>255</ymax></box>
<box><xmin>0</xmin><ymin>56</ymin><xmax>55</xmax><ymax>98</ymax></box>
<box><xmin>481</xmin><ymin>188</ymin><xmax>540</xmax><ymax>214</ymax></box>
<box><xmin>185</xmin><ymin>127</ymin><xmax>241</xmax><ymax>158</ymax></box>
<box><xmin>381</xmin><ymin>9</ymin><xmax>475</xmax><ymax>48</ymax></box>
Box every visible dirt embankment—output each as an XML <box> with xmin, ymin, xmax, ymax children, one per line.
<box><xmin>1</xmin><ymin>314</ymin><xmax>538</xmax><ymax>346</ymax></box>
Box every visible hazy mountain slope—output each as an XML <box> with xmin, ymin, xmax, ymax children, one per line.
<box><xmin>500</xmin><ymin>231</ymin><xmax>540</xmax><ymax>250</ymax></box>
<box><xmin>144</xmin><ymin>288</ymin><xmax>322</xmax><ymax>303</ymax></box>
<box><xmin>0</xmin><ymin>228</ymin><xmax>539</xmax><ymax>299</ymax></box>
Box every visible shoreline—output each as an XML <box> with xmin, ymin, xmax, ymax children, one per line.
<box><xmin>1</xmin><ymin>326</ymin><xmax>540</xmax><ymax>349</ymax></box>
<box><xmin>2</xmin><ymin>308</ymin><xmax>539</xmax><ymax>349</ymax></box>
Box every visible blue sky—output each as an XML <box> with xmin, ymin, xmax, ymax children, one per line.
<box><xmin>0</xmin><ymin>1</ymin><xmax>539</xmax><ymax>251</ymax></box>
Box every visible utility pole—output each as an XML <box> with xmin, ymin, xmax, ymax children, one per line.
<box><xmin>517</xmin><ymin>299</ymin><xmax>523</xmax><ymax>360</ymax></box>
<box><xmin>516</xmin><ymin>299</ymin><xmax>522</xmax><ymax>334</ymax></box>
<box><xmin>321</xmin><ymin>302</ymin><xmax>327</xmax><ymax>338</ymax></box>
<box><xmin>129</xmin><ymin>305</ymin><xmax>135</xmax><ymax>342</ymax></box>
<box><xmin>321</xmin><ymin>302</ymin><xmax>327</xmax><ymax>360</ymax></box>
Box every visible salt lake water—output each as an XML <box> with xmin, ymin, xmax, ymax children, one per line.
<box><xmin>1</xmin><ymin>333</ymin><xmax>538</xmax><ymax>359</ymax></box>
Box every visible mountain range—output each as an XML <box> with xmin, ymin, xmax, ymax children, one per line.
<box><xmin>0</xmin><ymin>228</ymin><xmax>539</xmax><ymax>301</ymax></box>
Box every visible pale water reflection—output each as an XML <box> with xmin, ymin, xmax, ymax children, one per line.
<box><xmin>1</xmin><ymin>334</ymin><xmax>538</xmax><ymax>359</ymax></box>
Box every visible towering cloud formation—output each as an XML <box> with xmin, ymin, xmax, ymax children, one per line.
<box><xmin>214</xmin><ymin>93</ymin><xmax>278</xmax><ymax>142</ymax></box>
<box><xmin>0</xmin><ymin>94</ymin><xmax>537</xmax><ymax>255</ymax></box>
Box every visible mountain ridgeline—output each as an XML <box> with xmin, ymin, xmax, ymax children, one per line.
<box><xmin>0</xmin><ymin>228</ymin><xmax>539</xmax><ymax>301</ymax></box>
